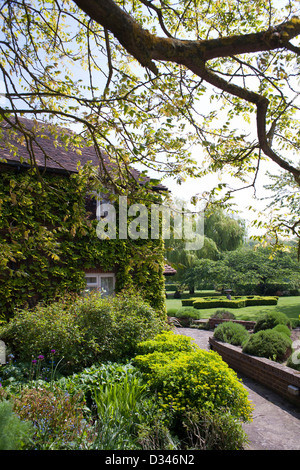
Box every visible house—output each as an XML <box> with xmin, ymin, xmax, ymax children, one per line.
<box><xmin>0</xmin><ymin>117</ymin><xmax>172</xmax><ymax>318</ymax></box>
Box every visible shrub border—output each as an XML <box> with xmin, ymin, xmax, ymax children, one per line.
<box><xmin>182</xmin><ymin>296</ymin><xmax>278</xmax><ymax>309</ymax></box>
<box><xmin>209</xmin><ymin>337</ymin><xmax>300</xmax><ymax>408</ymax></box>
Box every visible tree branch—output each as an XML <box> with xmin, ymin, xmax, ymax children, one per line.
<box><xmin>72</xmin><ymin>0</ymin><xmax>300</xmax><ymax>183</ymax></box>
<box><xmin>73</xmin><ymin>0</ymin><xmax>300</xmax><ymax>64</ymax></box>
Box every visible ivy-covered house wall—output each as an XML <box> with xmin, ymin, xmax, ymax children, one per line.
<box><xmin>0</xmin><ymin>120</ymin><xmax>167</xmax><ymax>319</ymax></box>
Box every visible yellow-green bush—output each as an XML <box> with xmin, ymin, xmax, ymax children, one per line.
<box><xmin>134</xmin><ymin>332</ymin><xmax>253</xmax><ymax>422</ymax></box>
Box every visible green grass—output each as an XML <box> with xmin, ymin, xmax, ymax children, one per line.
<box><xmin>166</xmin><ymin>295</ymin><xmax>300</xmax><ymax>322</ymax></box>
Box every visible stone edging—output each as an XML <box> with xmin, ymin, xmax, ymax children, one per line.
<box><xmin>209</xmin><ymin>337</ymin><xmax>300</xmax><ymax>408</ymax></box>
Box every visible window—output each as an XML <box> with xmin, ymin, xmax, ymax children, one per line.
<box><xmin>85</xmin><ymin>191</ymin><xmax>112</xmax><ymax>220</ymax></box>
<box><xmin>85</xmin><ymin>273</ymin><xmax>115</xmax><ymax>296</ymax></box>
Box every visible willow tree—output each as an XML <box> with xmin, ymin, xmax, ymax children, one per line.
<box><xmin>1</xmin><ymin>1</ymin><xmax>300</xmax><ymax>238</ymax></box>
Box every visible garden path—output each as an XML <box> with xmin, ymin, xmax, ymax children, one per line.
<box><xmin>176</xmin><ymin>327</ymin><xmax>300</xmax><ymax>451</ymax></box>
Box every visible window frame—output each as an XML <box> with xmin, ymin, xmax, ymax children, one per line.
<box><xmin>85</xmin><ymin>272</ymin><xmax>115</xmax><ymax>296</ymax></box>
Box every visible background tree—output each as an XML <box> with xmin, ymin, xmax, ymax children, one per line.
<box><xmin>183</xmin><ymin>245</ymin><xmax>300</xmax><ymax>294</ymax></box>
<box><xmin>1</xmin><ymin>1</ymin><xmax>300</xmax><ymax>235</ymax></box>
<box><xmin>165</xmin><ymin>207</ymin><xmax>245</xmax><ymax>286</ymax></box>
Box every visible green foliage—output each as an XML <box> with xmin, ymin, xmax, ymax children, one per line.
<box><xmin>272</xmin><ymin>324</ymin><xmax>291</xmax><ymax>338</ymax></box>
<box><xmin>175</xmin><ymin>307</ymin><xmax>201</xmax><ymax>320</ymax></box>
<box><xmin>184</xmin><ymin>295</ymin><xmax>278</xmax><ymax>310</ymax></box>
<box><xmin>136</xmin><ymin>330</ymin><xmax>197</xmax><ymax>355</ymax></box>
<box><xmin>0</xmin><ymin>292</ymin><xmax>164</xmax><ymax>373</ymax></box>
<box><xmin>134</xmin><ymin>331</ymin><xmax>253</xmax><ymax>422</ymax></box>
<box><xmin>193</xmin><ymin>297</ymin><xmax>246</xmax><ymax>309</ymax></box>
<box><xmin>0</xmin><ymin>296</ymin><xmax>84</xmax><ymax>372</ymax></box>
<box><xmin>0</xmin><ymin>168</ymin><xmax>166</xmax><ymax>319</ymax></box>
<box><xmin>242</xmin><ymin>329</ymin><xmax>292</xmax><ymax>362</ymax></box>
<box><xmin>13</xmin><ymin>386</ymin><xmax>88</xmax><ymax>450</ymax></box>
<box><xmin>0</xmin><ymin>400</ymin><xmax>33</xmax><ymax>450</ymax></box>
<box><xmin>73</xmin><ymin>291</ymin><xmax>165</xmax><ymax>363</ymax></box>
<box><xmin>92</xmin><ymin>372</ymin><xmax>149</xmax><ymax>449</ymax></box>
<box><xmin>183</xmin><ymin>247</ymin><xmax>300</xmax><ymax>295</ymax></box>
<box><xmin>254</xmin><ymin>311</ymin><xmax>291</xmax><ymax>333</ymax></box>
<box><xmin>182</xmin><ymin>408</ymin><xmax>249</xmax><ymax>450</ymax></box>
<box><xmin>211</xmin><ymin>310</ymin><xmax>236</xmax><ymax>320</ymax></box>
<box><xmin>213</xmin><ymin>322</ymin><xmax>249</xmax><ymax>346</ymax></box>
<box><xmin>57</xmin><ymin>362</ymin><xmax>178</xmax><ymax>450</ymax></box>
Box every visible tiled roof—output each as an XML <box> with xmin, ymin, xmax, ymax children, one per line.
<box><xmin>0</xmin><ymin>117</ymin><xmax>168</xmax><ymax>191</ymax></box>
<box><xmin>163</xmin><ymin>264</ymin><xmax>177</xmax><ymax>276</ymax></box>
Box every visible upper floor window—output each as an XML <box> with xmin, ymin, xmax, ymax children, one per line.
<box><xmin>85</xmin><ymin>192</ymin><xmax>110</xmax><ymax>220</ymax></box>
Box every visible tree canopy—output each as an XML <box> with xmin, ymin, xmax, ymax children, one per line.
<box><xmin>1</xmin><ymin>1</ymin><xmax>300</xmax><ymax>237</ymax></box>
<box><xmin>183</xmin><ymin>245</ymin><xmax>300</xmax><ymax>294</ymax></box>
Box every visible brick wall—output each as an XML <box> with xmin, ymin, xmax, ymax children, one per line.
<box><xmin>209</xmin><ymin>337</ymin><xmax>300</xmax><ymax>408</ymax></box>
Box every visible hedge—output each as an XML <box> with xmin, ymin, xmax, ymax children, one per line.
<box><xmin>182</xmin><ymin>296</ymin><xmax>278</xmax><ymax>309</ymax></box>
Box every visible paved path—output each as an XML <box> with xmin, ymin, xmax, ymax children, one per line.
<box><xmin>176</xmin><ymin>327</ymin><xmax>300</xmax><ymax>450</ymax></box>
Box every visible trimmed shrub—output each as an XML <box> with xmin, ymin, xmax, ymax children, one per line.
<box><xmin>175</xmin><ymin>307</ymin><xmax>201</xmax><ymax>320</ymax></box>
<box><xmin>244</xmin><ymin>296</ymin><xmax>278</xmax><ymax>306</ymax></box>
<box><xmin>193</xmin><ymin>298</ymin><xmax>246</xmax><ymax>309</ymax></box>
<box><xmin>134</xmin><ymin>332</ymin><xmax>253</xmax><ymax>422</ymax></box>
<box><xmin>213</xmin><ymin>322</ymin><xmax>249</xmax><ymax>346</ymax></box>
<box><xmin>253</xmin><ymin>312</ymin><xmax>291</xmax><ymax>333</ymax></box>
<box><xmin>181</xmin><ymin>299</ymin><xmax>195</xmax><ymax>307</ymax></box>
<box><xmin>242</xmin><ymin>329</ymin><xmax>292</xmax><ymax>362</ymax></box>
<box><xmin>211</xmin><ymin>310</ymin><xmax>236</xmax><ymax>320</ymax></box>
<box><xmin>272</xmin><ymin>324</ymin><xmax>291</xmax><ymax>338</ymax></box>
<box><xmin>182</xmin><ymin>296</ymin><xmax>278</xmax><ymax>310</ymax></box>
<box><xmin>136</xmin><ymin>330</ymin><xmax>197</xmax><ymax>355</ymax></box>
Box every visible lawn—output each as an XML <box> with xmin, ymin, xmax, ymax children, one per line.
<box><xmin>166</xmin><ymin>295</ymin><xmax>300</xmax><ymax>322</ymax></box>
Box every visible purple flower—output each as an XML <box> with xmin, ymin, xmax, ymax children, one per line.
<box><xmin>50</xmin><ymin>349</ymin><xmax>56</xmax><ymax>355</ymax></box>
<box><xmin>32</xmin><ymin>359</ymin><xmax>37</xmax><ymax>364</ymax></box>
<box><xmin>38</xmin><ymin>355</ymin><xmax>44</xmax><ymax>361</ymax></box>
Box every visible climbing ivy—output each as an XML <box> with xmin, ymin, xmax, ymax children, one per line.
<box><xmin>0</xmin><ymin>164</ymin><xmax>166</xmax><ymax>319</ymax></box>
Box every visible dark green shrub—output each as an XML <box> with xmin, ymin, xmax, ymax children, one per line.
<box><xmin>211</xmin><ymin>310</ymin><xmax>236</xmax><ymax>320</ymax></box>
<box><xmin>244</xmin><ymin>296</ymin><xmax>278</xmax><ymax>306</ymax></box>
<box><xmin>193</xmin><ymin>298</ymin><xmax>246</xmax><ymax>309</ymax></box>
<box><xmin>253</xmin><ymin>312</ymin><xmax>291</xmax><ymax>333</ymax></box>
<box><xmin>213</xmin><ymin>322</ymin><xmax>249</xmax><ymax>346</ymax></box>
<box><xmin>181</xmin><ymin>299</ymin><xmax>195</xmax><ymax>307</ymax></box>
<box><xmin>175</xmin><ymin>307</ymin><xmax>201</xmax><ymax>320</ymax></box>
<box><xmin>272</xmin><ymin>324</ymin><xmax>291</xmax><ymax>338</ymax></box>
<box><xmin>242</xmin><ymin>329</ymin><xmax>292</xmax><ymax>362</ymax></box>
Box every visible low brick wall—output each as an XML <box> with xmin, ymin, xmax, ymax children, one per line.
<box><xmin>208</xmin><ymin>318</ymin><xmax>256</xmax><ymax>330</ymax></box>
<box><xmin>209</xmin><ymin>337</ymin><xmax>300</xmax><ymax>408</ymax></box>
